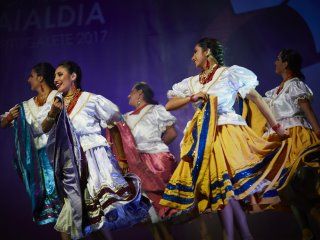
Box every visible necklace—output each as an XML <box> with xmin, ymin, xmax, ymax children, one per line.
<box><xmin>64</xmin><ymin>89</ymin><xmax>82</xmax><ymax>114</ymax></box>
<box><xmin>199</xmin><ymin>64</ymin><xmax>219</xmax><ymax>84</ymax></box>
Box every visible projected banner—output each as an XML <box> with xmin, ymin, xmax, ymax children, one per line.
<box><xmin>0</xmin><ymin>0</ymin><xmax>319</xmax><ymax>142</ymax></box>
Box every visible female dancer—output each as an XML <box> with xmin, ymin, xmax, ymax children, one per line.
<box><xmin>1</xmin><ymin>62</ymin><xmax>61</xmax><ymax>225</ymax></box>
<box><xmin>42</xmin><ymin>61</ymin><xmax>150</xmax><ymax>240</ymax></box>
<box><xmin>124</xmin><ymin>82</ymin><xmax>177</xmax><ymax>216</ymax></box>
<box><xmin>263</xmin><ymin>49</ymin><xmax>320</xmax><ymax>240</ymax></box>
<box><xmin>159</xmin><ymin>38</ymin><xmax>289</xmax><ymax>240</ymax></box>
<box><xmin>123</xmin><ymin>82</ymin><xmax>177</xmax><ymax>239</ymax></box>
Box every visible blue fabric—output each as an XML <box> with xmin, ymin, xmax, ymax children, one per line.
<box><xmin>161</xmin><ymin>193</ymin><xmax>194</xmax><ymax>205</ymax></box>
<box><xmin>166</xmin><ymin>183</ymin><xmax>194</xmax><ymax>192</ymax></box>
<box><xmin>13</xmin><ymin>104</ymin><xmax>61</xmax><ymax>225</ymax></box>
<box><xmin>191</xmin><ymin>102</ymin><xmax>211</xmax><ymax>185</ymax></box>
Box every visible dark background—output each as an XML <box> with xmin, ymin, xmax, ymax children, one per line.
<box><xmin>0</xmin><ymin>0</ymin><xmax>319</xmax><ymax>239</ymax></box>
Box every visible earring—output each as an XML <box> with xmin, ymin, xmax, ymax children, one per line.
<box><xmin>137</xmin><ymin>99</ymin><xmax>141</xmax><ymax>107</ymax></box>
<box><xmin>206</xmin><ymin>49</ymin><xmax>211</xmax><ymax>58</ymax></box>
<box><xmin>206</xmin><ymin>59</ymin><xmax>210</xmax><ymax>69</ymax></box>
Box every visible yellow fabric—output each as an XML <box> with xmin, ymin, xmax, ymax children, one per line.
<box><xmin>265</xmin><ymin>126</ymin><xmax>320</xmax><ymax>190</ymax></box>
<box><xmin>160</xmin><ymin>97</ymin><xmax>291</xmax><ymax>212</ymax></box>
<box><xmin>161</xmin><ymin>96</ymin><xmax>218</xmax><ymax>211</ymax></box>
<box><xmin>241</xmin><ymin>98</ymin><xmax>267</xmax><ymax>137</ymax></box>
<box><xmin>242</xmin><ymin>97</ymin><xmax>320</xmax><ymax>190</ymax></box>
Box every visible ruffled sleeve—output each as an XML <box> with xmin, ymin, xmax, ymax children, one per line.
<box><xmin>167</xmin><ymin>77</ymin><xmax>193</xmax><ymax>98</ymax></box>
<box><xmin>288</xmin><ymin>80</ymin><xmax>313</xmax><ymax>106</ymax></box>
<box><xmin>93</xmin><ymin>94</ymin><xmax>120</xmax><ymax>128</ymax></box>
<box><xmin>227</xmin><ymin>65</ymin><xmax>259</xmax><ymax>98</ymax></box>
<box><xmin>153</xmin><ymin>105</ymin><xmax>176</xmax><ymax>132</ymax></box>
<box><xmin>264</xmin><ymin>88</ymin><xmax>277</xmax><ymax>105</ymax></box>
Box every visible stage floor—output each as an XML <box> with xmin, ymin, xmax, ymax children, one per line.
<box><xmin>109</xmin><ymin>211</ymin><xmax>320</xmax><ymax>240</ymax></box>
<box><xmin>4</xmin><ymin>210</ymin><xmax>319</xmax><ymax>239</ymax></box>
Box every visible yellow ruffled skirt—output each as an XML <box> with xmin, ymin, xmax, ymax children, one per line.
<box><xmin>160</xmin><ymin>97</ymin><xmax>291</xmax><ymax>213</ymax></box>
<box><xmin>265</xmin><ymin>126</ymin><xmax>320</xmax><ymax>191</ymax></box>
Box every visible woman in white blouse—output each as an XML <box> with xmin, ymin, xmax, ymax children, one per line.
<box><xmin>159</xmin><ymin>38</ymin><xmax>289</xmax><ymax>240</ymax></box>
<box><xmin>125</xmin><ymin>82</ymin><xmax>177</xmax><ymax>216</ymax></box>
<box><xmin>121</xmin><ymin>82</ymin><xmax>177</xmax><ymax>239</ymax></box>
<box><xmin>264</xmin><ymin>49</ymin><xmax>320</xmax><ymax>240</ymax></box>
<box><xmin>1</xmin><ymin>63</ymin><xmax>61</xmax><ymax>225</ymax></box>
<box><xmin>42</xmin><ymin>61</ymin><xmax>150</xmax><ymax>240</ymax></box>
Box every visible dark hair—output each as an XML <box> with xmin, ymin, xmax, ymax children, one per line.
<box><xmin>57</xmin><ymin>61</ymin><xmax>82</xmax><ymax>89</ymax></box>
<box><xmin>32</xmin><ymin>62</ymin><xmax>55</xmax><ymax>89</ymax></box>
<box><xmin>279</xmin><ymin>49</ymin><xmax>305</xmax><ymax>80</ymax></box>
<box><xmin>133</xmin><ymin>82</ymin><xmax>158</xmax><ymax>105</ymax></box>
<box><xmin>197</xmin><ymin>38</ymin><xmax>224</xmax><ymax>66</ymax></box>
